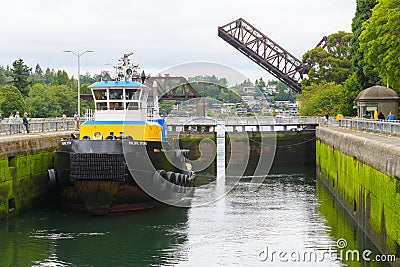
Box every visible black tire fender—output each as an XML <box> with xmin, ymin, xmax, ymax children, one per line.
<box><xmin>166</xmin><ymin>171</ymin><xmax>176</xmax><ymax>184</ymax></box>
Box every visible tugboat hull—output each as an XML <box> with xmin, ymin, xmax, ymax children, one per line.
<box><xmin>52</xmin><ymin>138</ymin><xmax>194</xmax><ymax>215</ymax></box>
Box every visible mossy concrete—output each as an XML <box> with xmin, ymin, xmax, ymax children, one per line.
<box><xmin>316</xmin><ymin>178</ymin><xmax>389</xmax><ymax>267</ymax></box>
<box><xmin>0</xmin><ymin>132</ymin><xmax>75</xmax><ymax>222</ymax></box>
<box><xmin>317</xmin><ymin>127</ymin><xmax>400</xmax><ymax>261</ymax></box>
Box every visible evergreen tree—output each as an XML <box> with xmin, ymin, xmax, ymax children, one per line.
<box><xmin>255</xmin><ymin>77</ymin><xmax>266</xmax><ymax>89</ymax></box>
<box><xmin>43</xmin><ymin>68</ymin><xmax>54</xmax><ymax>85</ymax></box>
<box><xmin>10</xmin><ymin>58</ymin><xmax>32</xmax><ymax>96</ymax></box>
<box><xmin>52</xmin><ymin>70</ymin><xmax>70</xmax><ymax>85</ymax></box>
<box><xmin>34</xmin><ymin>63</ymin><xmax>43</xmax><ymax>76</ymax></box>
<box><xmin>0</xmin><ymin>67</ymin><xmax>7</xmax><ymax>86</ymax></box>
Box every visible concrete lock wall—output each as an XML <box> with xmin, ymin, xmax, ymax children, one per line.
<box><xmin>316</xmin><ymin>127</ymin><xmax>400</xmax><ymax>258</ymax></box>
<box><xmin>0</xmin><ymin>132</ymin><xmax>74</xmax><ymax>221</ymax></box>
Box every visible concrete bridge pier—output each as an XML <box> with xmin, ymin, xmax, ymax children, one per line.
<box><xmin>234</xmin><ymin>125</ymin><xmax>244</xmax><ymax>132</ymax></box>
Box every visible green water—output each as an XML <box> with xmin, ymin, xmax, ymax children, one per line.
<box><xmin>0</xmin><ymin>167</ymin><xmax>393</xmax><ymax>266</ymax></box>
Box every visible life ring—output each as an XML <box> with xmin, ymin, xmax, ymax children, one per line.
<box><xmin>93</xmin><ymin>131</ymin><xmax>102</xmax><ymax>140</ymax></box>
<box><xmin>82</xmin><ymin>135</ymin><xmax>90</xmax><ymax>140</ymax></box>
<box><xmin>153</xmin><ymin>170</ymin><xmax>168</xmax><ymax>191</ymax></box>
<box><xmin>47</xmin><ymin>169</ymin><xmax>57</xmax><ymax>187</ymax></box>
<box><xmin>105</xmin><ymin>135</ymin><xmax>115</xmax><ymax>140</ymax></box>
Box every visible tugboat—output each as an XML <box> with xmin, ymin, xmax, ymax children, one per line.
<box><xmin>49</xmin><ymin>53</ymin><xmax>195</xmax><ymax>215</ymax></box>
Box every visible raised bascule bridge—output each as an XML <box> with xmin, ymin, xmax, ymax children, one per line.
<box><xmin>218</xmin><ymin>18</ymin><xmax>327</xmax><ymax>93</ymax></box>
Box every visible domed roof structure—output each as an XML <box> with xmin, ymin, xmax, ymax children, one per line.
<box><xmin>356</xmin><ymin>86</ymin><xmax>399</xmax><ymax>101</ymax></box>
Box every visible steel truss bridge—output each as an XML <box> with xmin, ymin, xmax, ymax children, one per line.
<box><xmin>218</xmin><ymin>18</ymin><xmax>327</xmax><ymax>93</ymax></box>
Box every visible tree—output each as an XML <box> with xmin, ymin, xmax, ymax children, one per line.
<box><xmin>302</xmin><ymin>31</ymin><xmax>353</xmax><ymax>86</ymax></box>
<box><xmin>53</xmin><ymin>85</ymin><xmax>76</xmax><ymax>116</ymax></box>
<box><xmin>11</xmin><ymin>58</ymin><xmax>32</xmax><ymax>96</ymax></box>
<box><xmin>80</xmin><ymin>72</ymin><xmax>95</xmax><ymax>84</ymax></box>
<box><xmin>338</xmin><ymin>73</ymin><xmax>360</xmax><ymax>116</ymax></box>
<box><xmin>25</xmin><ymin>84</ymin><xmax>62</xmax><ymax>117</ymax></box>
<box><xmin>326</xmin><ymin>31</ymin><xmax>353</xmax><ymax>58</ymax></box>
<box><xmin>299</xmin><ymin>82</ymin><xmax>343</xmax><ymax>116</ymax></box>
<box><xmin>359</xmin><ymin>0</ymin><xmax>400</xmax><ymax>90</ymax></box>
<box><xmin>350</xmin><ymin>0</ymin><xmax>379</xmax><ymax>89</ymax></box>
<box><xmin>237</xmin><ymin>78</ymin><xmax>253</xmax><ymax>87</ymax></box>
<box><xmin>0</xmin><ymin>85</ymin><xmax>25</xmax><ymax>116</ymax></box>
<box><xmin>188</xmin><ymin>75</ymin><xmax>240</xmax><ymax>103</ymax></box>
<box><xmin>0</xmin><ymin>67</ymin><xmax>7</xmax><ymax>86</ymax></box>
<box><xmin>274</xmin><ymin>82</ymin><xmax>296</xmax><ymax>102</ymax></box>
<box><xmin>52</xmin><ymin>70</ymin><xmax>70</xmax><ymax>85</ymax></box>
<box><xmin>42</xmin><ymin>68</ymin><xmax>54</xmax><ymax>85</ymax></box>
<box><xmin>34</xmin><ymin>63</ymin><xmax>43</xmax><ymax>76</ymax></box>
<box><xmin>255</xmin><ymin>77</ymin><xmax>266</xmax><ymax>89</ymax></box>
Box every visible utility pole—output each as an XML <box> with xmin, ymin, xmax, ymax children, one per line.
<box><xmin>64</xmin><ymin>50</ymin><xmax>94</xmax><ymax>116</ymax></box>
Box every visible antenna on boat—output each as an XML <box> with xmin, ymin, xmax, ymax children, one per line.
<box><xmin>116</xmin><ymin>52</ymin><xmax>140</xmax><ymax>81</ymax></box>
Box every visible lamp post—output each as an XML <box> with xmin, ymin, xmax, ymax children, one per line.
<box><xmin>64</xmin><ymin>50</ymin><xmax>94</xmax><ymax>116</ymax></box>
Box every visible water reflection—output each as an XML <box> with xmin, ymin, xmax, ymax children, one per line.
<box><xmin>0</xmin><ymin>163</ymin><xmax>392</xmax><ymax>266</ymax></box>
<box><xmin>316</xmin><ymin>178</ymin><xmax>393</xmax><ymax>267</ymax></box>
<box><xmin>0</xmin><ymin>207</ymin><xmax>190</xmax><ymax>267</ymax></box>
<box><xmin>174</xmin><ymin>168</ymin><xmax>341</xmax><ymax>266</ymax></box>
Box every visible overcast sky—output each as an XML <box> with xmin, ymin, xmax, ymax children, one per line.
<box><xmin>1</xmin><ymin>0</ymin><xmax>356</xmax><ymax>82</ymax></box>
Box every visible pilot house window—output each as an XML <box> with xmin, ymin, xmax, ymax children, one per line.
<box><xmin>109</xmin><ymin>89</ymin><xmax>123</xmax><ymax>100</ymax></box>
<box><xmin>94</xmin><ymin>89</ymin><xmax>107</xmax><ymax>100</ymax></box>
<box><xmin>110</xmin><ymin>102</ymin><xmax>124</xmax><ymax>110</ymax></box>
<box><xmin>126</xmin><ymin>89</ymin><xmax>140</xmax><ymax>100</ymax></box>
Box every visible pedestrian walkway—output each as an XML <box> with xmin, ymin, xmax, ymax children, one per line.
<box><xmin>330</xmin><ymin>124</ymin><xmax>400</xmax><ymax>146</ymax></box>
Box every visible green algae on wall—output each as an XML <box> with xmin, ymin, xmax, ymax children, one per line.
<box><xmin>316</xmin><ymin>178</ymin><xmax>390</xmax><ymax>267</ymax></box>
<box><xmin>0</xmin><ymin>150</ymin><xmax>53</xmax><ymax>221</ymax></box>
<box><xmin>317</xmin><ymin>140</ymin><xmax>400</xmax><ymax>259</ymax></box>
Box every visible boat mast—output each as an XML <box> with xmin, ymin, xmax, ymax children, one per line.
<box><xmin>116</xmin><ymin>52</ymin><xmax>139</xmax><ymax>81</ymax></box>
<box><xmin>152</xmin><ymin>80</ymin><xmax>160</xmax><ymax>119</ymax></box>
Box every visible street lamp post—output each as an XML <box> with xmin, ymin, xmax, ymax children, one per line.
<box><xmin>64</xmin><ymin>50</ymin><xmax>94</xmax><ymax>116</ymax></box>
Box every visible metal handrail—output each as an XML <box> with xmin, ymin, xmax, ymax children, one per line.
<box><xmin>0</xmin><ymin>116</ymin><xmax>326</xmax><ymax>136</ymax></box>
<box><xmin>338</xmin><ymin>118</ymin><xmax>400</xmax><ymax>136</ymax></box>
<box><xmin>166</xmin><ymin>116</ymin><xmax>322</xmax><ymax>126</ymax></box>
<box><xmin>0</xmin><ymin>119</ymin><xmax>82</xmax><ymax>135</ymax></box>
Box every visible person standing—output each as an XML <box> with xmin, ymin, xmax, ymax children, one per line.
<box><xmin>22</xmin><ymin>112</ymin><xmax>30</xmax><ymax>133</ymax></box>
<box><xmin>9</xmin><ymin>113</ymin><xmax>15</xmax><ymax>134</ymax></box>
<box><xmin>387</xmin><ymin>111</ymin><xmax>395</xmax><ymax>121</ymax></box>
<box><xmin>324</xmin><ymin>112</ymin><xmax>329</xmax><ymax>126</ymax></box>
<box><xmin>378</xmin><ymin>112</ymin><xmax>385</xmax><ymax>120</ymax></box>
<box><xmin>73</xmin><ymin>111</ymin><xmax>80</xmax><ymax>130</ymax></box>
